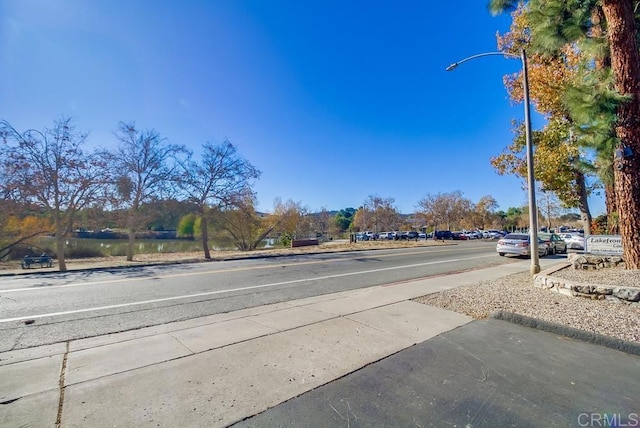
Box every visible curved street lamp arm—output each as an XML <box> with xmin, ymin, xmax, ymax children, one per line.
<box><xmin>445</xmin><ymin>51</ymin><xmax>520</xmax><ymax>71</ymax></box>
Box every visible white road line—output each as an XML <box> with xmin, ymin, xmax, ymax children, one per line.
<box><xmin>0</xmin><ymin>246</ymin><xmax>482</xmax><ymax>293</ymax></box>
<box><xmin>0</xmin><ymin>254</ymin><xmax>493</xmax><ymax>324</ymax></box>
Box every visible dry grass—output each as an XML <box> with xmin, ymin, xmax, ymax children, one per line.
<box><xmin>0</xmin><ymin>239</ymin><xmax>451</xmax><ymax>271</ymax></box>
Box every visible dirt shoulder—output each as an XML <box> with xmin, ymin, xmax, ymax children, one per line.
<box><xmin>0</xmin><ymin>239</ymin><xmax>452</xmax><ymax>273</ymax></box>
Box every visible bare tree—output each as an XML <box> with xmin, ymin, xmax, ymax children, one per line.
<box><xmin>1</xmin><ymin>118</ymin><xmax>110</xmax><ymax>271</ymax></box>
<box><xmin>178</xmin><ymin>140</ymin><xmax>260</xmax><ymax>259</ymax></box>
<box><xmin>113</xmin><ymin>121</ymin><xmax>185</xmax><ymax>261</ymax></box>
<box><xmin>416</xmin><ymin>191</ymin><xmax>472</xmax><ymax>231</ymax></box>
<box><xmin>315</xmin><ymin>207</ymin><xmax>332</xmax><ymax>239</ymax></box>
<box><xmin>356</xmin><ymin>195</ymin><xmax>401</xmax><ymax>232</ymax></box>
<box><xmin>474</xmin><ymin>195</ymin><xmax>499</xmax><ymax>230</ymax></box>
<box><xmin>539</xmin><ymin>188</ymin><xmax>562</xmax><ymax>231</ymax></box>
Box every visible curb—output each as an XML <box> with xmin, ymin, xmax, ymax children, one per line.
<box><xmin>490</xmin><ymin>310</ymin><xmax>640</xmax><ymax>356</ymax></box>
<box><xmin>0</xmin><ymin>259</ymin><xmax>204</xmax><ymax>277</ymax></box>
<box><xmin>0</xmin><ymin>241</ymin><xmax>457</xmax><ymax>277</ymax></box>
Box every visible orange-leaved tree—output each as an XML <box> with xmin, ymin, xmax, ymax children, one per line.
<box><xmin>0</xmin><ymin>214</ymin><xmax>53</xmax><ymax>260</ymax></box>
<box><xmin>490</xmin><ymin>0</ymin><xmax>640</xmax><ymax>268</ymax></box>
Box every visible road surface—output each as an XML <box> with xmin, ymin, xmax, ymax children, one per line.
<box><xmin>0</xmin><ymin>241</ymin><xmax>559</xmax><ymax>351</ymax></box>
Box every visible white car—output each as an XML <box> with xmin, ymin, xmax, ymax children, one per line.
<box><xmin>497</xmin><ymin>233</ymin><xmax>548</xmax><ymax>257</ymax></box>
<box><xmin>559</xmin><ymin>233</ymin><xmax>585</xmax><ymax>250</ymax></box>
<box><xmin>378</xmin><ymin>232</ymin><xmax>393</xmax><ymax>240</ymax></box>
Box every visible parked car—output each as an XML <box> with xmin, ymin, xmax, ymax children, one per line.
<box><xmin>406</xmin><ymin>231</ymin><xmax>420</xmax><ymax>240</ymax></box>
<box><xmin>434</xmin><ymin>230</ymin><xmax>453</xmax><ymax>240</ymax></box>
<box><xmin>559</xmin><ymin>233</ymin><xmax>585</xmax><ymax>250</ymax></box>
<box><xmin>463</xmin><ymin>231</ymin><xmax>481</xmax><ymax>239</ymax></box>
<box><xmin>485</xmin><ymin>230</ymin><xmax>505</xmax><ymax>239</ymax></box>
<box><xmin>496</xmin><ymin>233</ymin><xmax>548</xmax><ymax>258</ymax></box>
<box><xmin>378</xmin><ymin>232</ymin><xmax>393</xmax><ymax>240</ymax></box>
<box><xmin>395</xmin><ymin>231</ymin><xmax>409</xmax><ymax>240</ymax></box>
<box><xmin>451</xmin><ymin>231</ymin><xmax>467</xmax><ymax>240</ymax></box>
<box><xmin>364</xmin><ymin>231</ymin><xmax>378</xmax><ymax>241</ymax></box>
<box><xmin>418</xmin><ymin>232</ymin><xmax>426</xmax><ymax>239</ymax></box>
<box><xmin>538</xmin><ymin>232</ymin><xmax>568</xmax><ymax>255</ymax></box>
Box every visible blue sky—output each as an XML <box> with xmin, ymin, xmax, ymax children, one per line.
<box><xmin>0</xmin><ymin>0</ymin><xmax>605</xmax><ymax>216</ymax></box>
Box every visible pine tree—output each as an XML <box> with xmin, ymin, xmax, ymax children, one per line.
<box><xmin>490</xmin><ymin>0</ymin><xmax>640</xmax><ymax>269</ymax></box>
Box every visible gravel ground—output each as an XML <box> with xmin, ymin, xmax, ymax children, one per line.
<box><xmin>415</xmin><ymin>268</ymin><xmax>640</xmax><ymax>344</ymax></box>
<box><xmin>551</xmin><ymin>264</ymin><xmax>640</xmax><ymax>286</ymax></box>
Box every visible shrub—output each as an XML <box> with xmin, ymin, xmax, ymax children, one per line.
<box><xmin>10</xmin><ymin>245</ymin><xmax>55</xmax><ymax>260</ymax></box>
<box><xmin>66</xmin><ymin>247</ymin><xmax>105</xmax><ymax>259</ymax></box>
<box><xmin>279</xmin><ymin>233</ymin><xmax>293</xmax><ymax>247</ymax></box>
<box><xmin>177</xmin><ymin>213</ymin><xmax>197</xmax><ymax>238</ymax></box>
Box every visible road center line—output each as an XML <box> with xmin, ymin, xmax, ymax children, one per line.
<box><xmin>0</xmin><ymin>254</ymin><xmax>493</xmax><ymax>324</ymax></box>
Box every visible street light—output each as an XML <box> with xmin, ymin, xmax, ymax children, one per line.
<box><xmin>446</xmin><ymin>50</ymin><xmax>540</xmax><ymax>274</ymax></box>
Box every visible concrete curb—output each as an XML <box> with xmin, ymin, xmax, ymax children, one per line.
<box><xmin>0</xmin><ymin>241</ymin><xmax>458</xmax><ymax>277</ymax></box>
<box><xmin>490</xmin><ymin>310</ymin><xmax>640</xmax><ymax>356</ymax></box>
<box><xmin>0</xmin><ymin>259</ymin><xmax>204</xmax><ymax>277</ymax></box>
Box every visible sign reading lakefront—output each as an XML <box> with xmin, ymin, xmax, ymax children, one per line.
<box><xmin>585</xmin><ymin>235</ymin><xmax>623</xmax><ymax>255</ymax></box>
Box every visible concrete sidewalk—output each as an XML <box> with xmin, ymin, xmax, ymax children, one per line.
<box><xmin>234</xmin><ymin>318</ymin><xmax>640</xmax><ymax>427</ymax></box>
<box><xmin>1</xmin><ymin>259</ymin><xmax>636</xmax><ymax>427</ymax></box>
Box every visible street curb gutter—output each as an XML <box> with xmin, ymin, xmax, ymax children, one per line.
<box><xmin>0</xmin><ymin>242</ymin><xmax>458</xmax><ymax>277</ymax></box>
<box><xmin>0</xmin><ymin>259</ymin><xmax>204</xmax><ymax>277</ymax></box>
<box><xmin>491</xmin><ymin>311</ymin><xmax>640</xmax><ymax>356</ymax></box>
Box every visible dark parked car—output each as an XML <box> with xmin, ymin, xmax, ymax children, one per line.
<box><xmin>434</xmin><ymin>230</ymin><xmax>453</xmax><ymax>240</ymax></box>
<box><xmin>406</xmin><ymin>231</ymin><xmax>420</xmax><ymax>240</ymax></box>
<box><xmin>394</xmin><ymin>231</ymin><xmax>409</xmax><ymax>240</ymax></box>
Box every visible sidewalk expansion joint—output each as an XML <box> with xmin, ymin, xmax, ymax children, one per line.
<box><xmin>169</xmin><ymin>334</ymin><xmax>196</xmax><ymax>354</ymax></box>
<box><xmin>7</xmin><ymin>331</ymin><xmax>25</xmax><ymax>353</ymax></box>
<box><xmin>55</xmin><ymin>341</ymin><xmax>69</xmax><ymax>428</ymax></box>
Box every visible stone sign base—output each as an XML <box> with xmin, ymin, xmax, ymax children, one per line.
<box><xmin>534</xmin><ymin>255</ymin><xmax>639</xmax><ymax>305</ymax></box>
<box><xmin>568</xmin><ymin>253</ymin><xmax>625</xmax><ymax>270</ymax></box>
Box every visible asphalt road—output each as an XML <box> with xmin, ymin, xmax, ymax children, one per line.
<box><xmin>0</xmin><ymin>241</ymin><xmax>543</xmax><ymax>351</ymax></box>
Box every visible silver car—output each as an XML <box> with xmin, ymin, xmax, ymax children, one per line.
<box><xmin>496</xmin><ymin>233</ymin><xmax>547</xmax><ymax>257</ymax></box>
<box><xmin>538</xmin><ymin>232</ymin><xmax>568</xmax><ymax>255</ymax></box>
<box><xmin>559</xmin><ymin>233</ymin><xmax>585</xmax><ymax>250</ymax></box>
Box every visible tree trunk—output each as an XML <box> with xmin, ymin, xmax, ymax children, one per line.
<box><xmin>201</xmin><ymin>209</ymin><xmax>211</xmax><ymax>260</ymax></box>
<box><xmin>126</xmin><ymin>209</ymin><xmax>135</xmax><ymax>262</ymax></box>
<box><xmin>593</xmin><ymin>5</ymin><xmax>615</xmax><ymax>236</ymax></box>
<box><xmin>602</xmin><ymin>0</ymin><xmax>640</xmax><ymax>269</ymax></box>
<box><xmin>575</xmin><ymin>171</ymin><xmax>592</xmax><ymax>235</ymax></box>
<box><xmin>55</xmin><ymin>218</ymin><xmax>67</xmax><ymax>272</ymax></box>
<box><xmin>605</xmin><ymin>182</ymin><xmax>618</xmax><ymax>234</ymax></box>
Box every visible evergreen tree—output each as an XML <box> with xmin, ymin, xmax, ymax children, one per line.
<box><xmin>490</xmin><ymin>0</ymin><xmax>640</xmax><ymax>268</ymax></box>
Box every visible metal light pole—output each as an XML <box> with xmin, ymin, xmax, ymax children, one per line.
<box><xmin>446</xmin><ymin>50</ymin><xmax>540</xmax><ymax>274</ymax></box>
